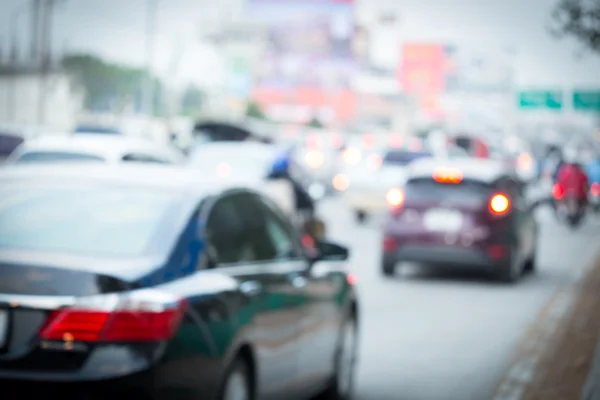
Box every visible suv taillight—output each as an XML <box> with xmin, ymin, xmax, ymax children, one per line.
<box><xmin>38</xmin><ymin>289</ymin><xmax>187</xmax><ymax>342</ymax></box>
<box><xmin>489</xmin><ymin>193</ymin><xmax>510</xmax><ymax>215</ymax></box>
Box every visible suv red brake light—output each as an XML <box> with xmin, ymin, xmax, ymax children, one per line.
<box><xmin>489</xmin><ymin>193</ymin><xmax>510</xmax><ymax>215</ymax></box>
<box><xmin>432</xmin><ymin>168</ymin><xmax>463</xmax><ymax>183</ymax></box>
<box><xmin>38</xmin><ymin>289</ymin><xmax>187</xmax><ymax>342</ymax></box>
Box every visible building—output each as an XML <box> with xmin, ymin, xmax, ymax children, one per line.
<box><xmin>0</xmin><ymin>65</ymin><xmax>83</xmax><ymax>132</ymax></box>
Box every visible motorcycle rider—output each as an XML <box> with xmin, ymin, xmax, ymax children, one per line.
<box><xmin>269</xmin><ymin>149</ymin><xmax>316</xmax><ymax>223</ymax></box>
<box><xmin>555</xmin><ymin>147</ymin><xmax>589</xmax><ymax>212</ymax></box>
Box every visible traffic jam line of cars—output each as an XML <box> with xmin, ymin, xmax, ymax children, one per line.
<box><xmin>0</xmin><ymin>129</ymin><xmax>548</xmax><ymax>398</ymax></box>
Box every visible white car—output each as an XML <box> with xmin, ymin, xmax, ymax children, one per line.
<box><xmin>333</xmin><ymin>138</ymin><xmax>467</xmax><ymax>223</ymax></box>
<box><xmin>6</xmin><ymin>134</ymin><xmax>185</xmax><ymax>165</ymax></box>
<box><xmin>187</xmin><ymin>142</ymin><xmax>296</xmax><ymax>217</ymax></box>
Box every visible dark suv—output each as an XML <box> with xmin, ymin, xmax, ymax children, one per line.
<box><xmin>381</xmin><ymin>158</ymin><xmax>539</xmax><ymax>283</ymax></box>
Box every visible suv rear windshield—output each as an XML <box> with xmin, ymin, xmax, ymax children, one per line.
<box><xmin>405</xmin><ymin>178</ymin><xmax>491</xmax><ymax>203</ymax></box>
<box><xmin>15</xmin><ymin>151</ymin><xmax>105</xmax><ymax>164</ymax></box>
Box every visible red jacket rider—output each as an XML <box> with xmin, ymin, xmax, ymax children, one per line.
<box><xmin>556</xmin><ymin>163</ymin><xmax>589</xmax><ymax>200</ymax></box>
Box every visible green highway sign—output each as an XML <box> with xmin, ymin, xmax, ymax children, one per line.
<box><xmin>518</xmin><ymin>91</ymin><xmax>563</xmax><ymax>110</ymax></box>
<box><xmin>573</xmin><ymin>91</ymin><xmax>600</xmax><ymax>111</ymax></box>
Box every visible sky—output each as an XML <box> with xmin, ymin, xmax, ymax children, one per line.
<box><xmin>1</xmin><ymin>0</ymin><xmax>599</xmax><ymax>89</ymax></box>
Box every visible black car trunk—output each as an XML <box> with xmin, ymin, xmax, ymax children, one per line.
<box><xmin>0</xmin><ymin>261</ymin><xmax>136</xmax><ymax>364</ymax></box>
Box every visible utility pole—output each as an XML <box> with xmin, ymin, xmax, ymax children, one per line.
<box><xmin>31</xmin><ymin>0</ymin><xmax>42</xmax><ymax>64</ymax></box>
<box><xmin>142</xmin><ymin>0</ymin><xmax>158</xmax><ymax>117</ymax></box>
<box><xmin>37</xmin><ymin>0</ymin><xmax>57</xmax><ymax>125</ymax></box>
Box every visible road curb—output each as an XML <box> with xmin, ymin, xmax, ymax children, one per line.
<box><xmin>581</xmin><ymin>340</ymin><xmax>600</xmax><ymax>400</ymax></box>
<box><xmin>491</xmin><ymin>248</ymin><xmax>600</xmax><ymax>400</ymax></box>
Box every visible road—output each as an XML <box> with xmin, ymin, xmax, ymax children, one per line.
<box><xmin>318</xmin><ymin>198</ymin><xmax>600</xmax><ymax>400</ymax></box>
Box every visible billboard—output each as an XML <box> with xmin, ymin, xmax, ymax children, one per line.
<box><xmin>246</xmin><ymin>0</ymin><xmax>357</xmax><ymax>123</ymax></box>
<box><xmin>398</xmin><ymin>43</ymin><xmax>448</xmax><ymax>118</ymax></box>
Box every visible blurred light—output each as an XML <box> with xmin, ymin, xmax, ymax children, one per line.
<box><xmin>216</xmin><ymin>162</ymin><xmax>231</xmax><ymax>177</ymax></box>
<box><xmin>343</xmin><ymin>147</ymin><xmax>361</xmax><ymax>164</ymax></box>
<box><xmin>305</xmin><ymin>151</ymin><xmax>324</xmax><ymax>169</ymax></box>
<box><xmin>330</xmin><ymin>133</ymin><xmax>343</xmax><ymax>149</ymax></box>
<box><xmin>284</xmin><ymin>125</ymin><xmax>299</xmax><ymax>137</ymax></box>
<box><xmin>591</xmin><ymin>182</ymin><xmax>600</xmax><ymax>197</ymax></box>
<box><xmin>517</xmin><ymin>152</ymin><xmax>533</xmax><ymax>171</ymax></box>
<box><xmin>488</xmin><ymin>245</ymin><xmax>506</xmax><ymax>259</ymax></box>
<box><xmin>386</xmin><ymin>188</ymin><xmax>404</xmax><ymax>207</ymax></box>
<box><xmin>383</xmin><ymin>237</ymin><xmax>398</xmax><ymax>251</ymax></box>
<box><xmin>362</xmin><ymin>133</ymin><xmax>375</xmax><ymax>149</ymax></box>
<box><xmin>433</xmin><ymin>168</ymin><xmax>462</xmax><ymax>183</ymax></box>
<box><xmin>332</xmin><ymin>173</ymin><xmax>350</xmax><ymax>191</ymax></box>
<box><xmin>347</xmin><ymin>272</ymin><xmax>358</xmax><ymax>285</ymax></box>
<box><xmin>409</xmin><ymin>138</ymin><xmax>422</xmax><ymax>151</ymax></box>
<box><xmin>306</xmin><ymin>132</ymin><xmax>321</xmax><ymax>149</ymax></box>
<box><xmin>367</xmin><ymin>153</ymin><xmax>382</xmax><ymax>170</ymax></box>
<box><xmin>389</xmin><ymin>133</ymin><xmax>403</xmax><ymax>148</ymax></box>
<box><xmin>553</xmin><ymin>183</ymin><xmax>564</xmax><ymax>199</ymax></box>
<box><xmin>489</xmin><ymin>193</ymin><xmax>510</xmax><ymax>214</ymax></box>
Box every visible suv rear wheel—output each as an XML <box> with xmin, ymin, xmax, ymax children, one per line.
<box><xmin>498</xmin><ymin>249</ymin><xmax>521</xmax><ymax>283</ymax></box>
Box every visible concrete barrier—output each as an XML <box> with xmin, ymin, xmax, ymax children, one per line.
<box><xmin>582</xmin><ymin>342</ymin><xmax>600</xmax><ymax>400</ymax></box>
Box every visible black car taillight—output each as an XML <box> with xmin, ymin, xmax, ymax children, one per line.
<box><xmin>38</xmin><ymin>289</ymin><xmax>187</xmax><ymax>342</ymax></box>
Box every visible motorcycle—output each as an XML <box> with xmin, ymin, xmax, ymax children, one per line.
<box><xmin>552</xmin><ymin>183</ymin><xmax>586</xmax><ymax>228</ymax></box>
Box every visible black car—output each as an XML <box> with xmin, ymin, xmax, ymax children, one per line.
<box><xmin>0</xmin><ymin>164</ymin><xmax>359</xmax><ymax>400</ymax></box>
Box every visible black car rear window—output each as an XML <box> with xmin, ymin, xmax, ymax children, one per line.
<box><xmin>405</xmin><ymin>178</ymin><xmax>491</xmax><ymax>202</ymax></box>
<box><xmin>383</xmin><ymin>150</ymin><xmax>431</xmax><ymax>166</ymax></box>
<box><xmin>454</xmin><ymin>137</ymin><xmax>472</xmax><ymax>151</ymax></box>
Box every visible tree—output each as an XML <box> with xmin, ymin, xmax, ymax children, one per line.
<box><xmin>246</xmin><ymin>101</ymin><xmax>265</xmax><ymax>119</ymax></box>
<box><xmin>181</xmin><ymin>86</ymin><xmax>204</xmax><ymax>117</ymax></box>
<box><xmin>307</xmin><ymin>117</ymin><xmax>323</xmax><ymax>128</ymax></box>
<box><xmin>62</xmin><ymin>53</ymin><xmax>166</xmax><ymax>114</ymax></box>
<box><xmin>551</xmin><ymin>0</ymin><xmax>600</xmax><ymax>54</ymax></box>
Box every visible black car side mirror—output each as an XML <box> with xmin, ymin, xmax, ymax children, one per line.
<box><xmin>315</xmin><ymin>241</ymin><xmax>350</xmax><ymax>261</ymax></box>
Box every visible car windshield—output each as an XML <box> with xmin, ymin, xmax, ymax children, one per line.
<box><xmin>14</xmin><ymin>151</ymin><xmax>105</xmax><ymax>164</ymax></box>
<box><xmin>74</xmin><ymin>126</ymin><xmax>121</xmax><ymax>134</ymax></box>
<box><xmin>0</xmin><ymin>183</ymin><xmax>181</xmax><ymax>257</ymax></box>
<box><xmin>383</xmin><ymin>150</ymin><xmax>431</xmax><ymax>166</ymax></box>
<box><xmin>188</xmin><ymin>148</ymin><xmax>273</xmax><ymax>178</ymax></box>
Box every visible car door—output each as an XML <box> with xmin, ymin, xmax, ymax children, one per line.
<box><xmin>256</xmin><ymin>194</ymin><xmax>342</xmax><ymax>395</ymax></box>
<box><xmin>208</xmin><ymin>191</ymin><xmax>306</xmax><ymax>400</ymax></box>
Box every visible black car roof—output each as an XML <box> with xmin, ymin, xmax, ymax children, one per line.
<box><xmin>407</xmin><ymin>157</ymin><xmax>509</xmax><ymax>184</ymax></box>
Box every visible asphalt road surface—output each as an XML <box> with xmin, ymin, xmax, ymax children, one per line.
<box><xmin>318</xmin><ymin>198</ymin><xmax>600</xmax><ymax>400</ymax></box>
